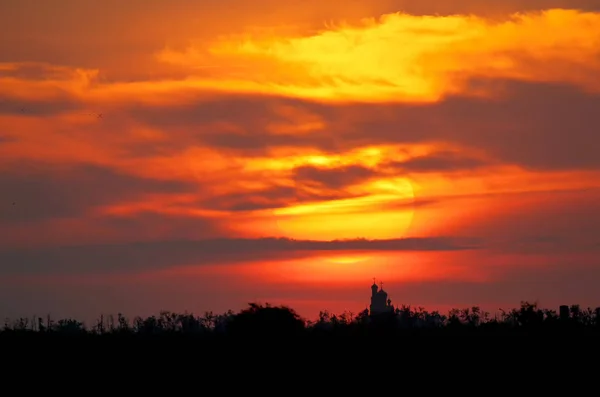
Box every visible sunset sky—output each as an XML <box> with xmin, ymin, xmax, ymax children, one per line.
<box><xmin>1</xmin><ymin>0</ymin><xmax>600</xmax><ymax>322</ymax></box>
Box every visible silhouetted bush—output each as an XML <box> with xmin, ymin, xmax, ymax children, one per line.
<box><xmin>226</xmin><ymin>303</ymin><xmax>305</xmax><ymax>338</ymax></box>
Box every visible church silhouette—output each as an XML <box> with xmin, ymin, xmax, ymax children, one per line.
<box><xmin>369</xmin><ymin>279</ymin><xmax>395</xmax><ymax>315</ymax></box>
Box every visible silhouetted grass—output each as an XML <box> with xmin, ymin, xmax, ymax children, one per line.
<box><xmin>2</xmin><ymin>301</ymin><xmax>599</xmax><ymax>341</ymax></box>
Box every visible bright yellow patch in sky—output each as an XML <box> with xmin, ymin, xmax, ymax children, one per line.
<box><xmin>157</xmin><ymin>9</ymin><xmax>600</xmax><ymax>103</ymax></box>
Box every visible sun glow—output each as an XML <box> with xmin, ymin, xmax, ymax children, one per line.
<box><xmin>274</xmin><ymin>177</ymin><xmax>415</xmax><ymax>240</ymax></box>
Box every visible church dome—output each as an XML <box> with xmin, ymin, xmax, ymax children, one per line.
<box><xmin>377</xmin><ymin>289</ymin><xmax>387</xmax><ymax>297</ymax></box>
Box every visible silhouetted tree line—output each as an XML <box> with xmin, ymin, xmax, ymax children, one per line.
<box><xmin>2</xmin><ymin>301</ymin><xmax>600</xmax><ymax>338</ymax></box>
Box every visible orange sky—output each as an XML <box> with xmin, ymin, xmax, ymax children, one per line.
<box><xmin>2</xmin><ymin>0</ymin><xmax>600</xmax><ymax>322</ymax></box>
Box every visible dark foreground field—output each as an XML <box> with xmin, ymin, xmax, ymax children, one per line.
<box><xmin>1</xmin><ymin>302</ymin><xmax>598</xmax><ymax>384</ymax></box>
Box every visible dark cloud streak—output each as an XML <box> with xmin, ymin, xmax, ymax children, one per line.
<box><xmin>0</xmin><ymin>162</ymin><xmax>196</xmax><ymax>223</ymax></box>
<box><xmin>389</xmin><ymin>151</ymin><xmax>492</xmax><ymax>172</ymax></box>
<box><xmin>0</xmin><ymin>236</ymin><xmax>482</xmax><ymax>276</ymax></box>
